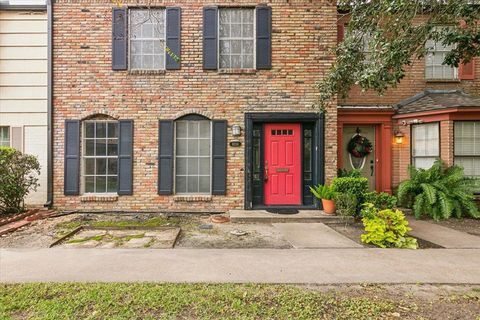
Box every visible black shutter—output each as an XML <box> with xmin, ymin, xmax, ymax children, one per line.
<box><xmin>203</xmin><ymin>6</ymin><xmax>218</xmax><ymax>70</ymax></box>
<box><xmin>212</xmin><ymin>120</ymin><xmax>227</xmax><ymax>195</ymax></box>
<box><xmin>256</xmin><ymin>5</ymin><xmax>272</xmax><ymax>70</ymax></box>
<box><xmin>118</xmin><ymin>120</ymin><xmax>133</xmax><ymax>195</ymax></box>
<box><xmin>64</xmin><ymin>120</ymin><xmax>80</xmax><ymax>195</ymax></box>
<box><xmin>166</xmin><ymin>7</ymin><xmax>181</xmax><ymax>70</ymax></box>
<box><xmin>112</xmin><ymin>7</ymin><xmax>127</xmax><ymax>70</ymax></box>
<box><xmin>158</xmin><ymin>120</ymin><xmax>174</xmax><ymax>195</ymax></box>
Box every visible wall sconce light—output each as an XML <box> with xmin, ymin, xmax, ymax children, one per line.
<box><xmin>232</xmin><ymin>125</ymin><xmax>241</xmax><ymax>137</ymax></box>
<box><xmin>394</xmin><ymin>131</ymin><xmax>405</xmax><ymax>144</ymax></box>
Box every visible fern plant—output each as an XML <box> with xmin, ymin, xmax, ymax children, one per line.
<box><xmin>310</xmin><ymin>184</ymin><xmax>336</xmax><ymax>200</ymax></box>
<box><xmin>397</xmin><ymin>160</ymin><xmax>480</xmax><ymax>220</ymax></box>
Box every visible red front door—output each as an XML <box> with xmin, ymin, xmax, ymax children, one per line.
<box><xmin>264</xmin><ymin>123</ymin><xmax>302</xmax><ymax>205</ymax></box>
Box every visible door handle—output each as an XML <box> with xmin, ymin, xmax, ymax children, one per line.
<box><xmin>264</xmin><ymin>161</ymin><xmax>268</xmax><ymax>182</ymax></box>
<box><xmin>370</xmin><ymin>160</ymin><xmax>374</xmax><ymax>177</ymax></box>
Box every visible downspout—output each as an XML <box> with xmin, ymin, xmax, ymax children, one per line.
<box><xmin>44</xmin><ymin>0</ymin><xmax>53</xmax><ymax>208</ymax></box>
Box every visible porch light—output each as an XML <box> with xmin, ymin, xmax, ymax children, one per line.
<box><xmin>394</xmin><ymin>131</ymin><xmax>405</xmax><ymax>144</ymax></box>
<box><xmin>232</xmin><ymin>125</ymin><xmax>241</xmax><ymax>137</ymax></box>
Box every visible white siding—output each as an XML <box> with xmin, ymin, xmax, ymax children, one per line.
<box><xmin>0</xmin><ymin>10</ymin><xmax>48</xmax><ymax>205</ymax></box>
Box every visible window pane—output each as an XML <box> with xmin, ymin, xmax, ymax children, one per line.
<box><xmin>107</xmin><ymin>140</ymin><xmax>118</xmax><ymax>156</ymax></box>
<box><xmin>96</xmin><ymin>158</ymin><xmax>107</xmax><ymax>175</ymax></box>
<box><xmin>412</xmin><ymin>123</ymin><xmax>439</xmax><ymax>157</ymax></box>
<box><xmin>176</xmin><ymin>176</ymin><xmax>187</xmax><ymax>193</ymax></box>
<box><xmin>85</xmin><ymin>123</ymin><xmax>95</xmax><ymax>138</ymax></box>
<box><xmin>199</xmin><ymin>158</ymin><xmax>210</xmax><ymax>175</ymax></box>
<box><xmin>199</xmin><ymin>122</ymin><xmax>210</xmax><ymax>138</ymax></box>
<box><xmin>187</xmin><ymin>176</ymin><xmax>199</xmax><ymax>193</ymax></box>
<box><xmin>455</xmin><ymin>122</ymin><xmax>480</xmax><ymax>156</ymax></box>
<box><xmin>176</xmin><ymin>139</ymin><xmax>187</xmax><ymax>156</ymax></box>
<box><xmin>96</xmin><ymin>176</ymin><xmax>106</xmax><ymax>193</ymax></box>
<box><xmin>107</xmin><ymin>176</ymin><xmax>118</xmax><ymax>193</ymax></box>
<box><xmin>199</xmin><ymin>176</ymin><xmax>210</xmax><ymax>193</ymax></box>
<box><xmin>188</xmin><ymin>121</ymin><xmax>198</xmax><ymax>138</ymax></box>
<box><xmin>199</xmin><ymin>139</ymin><xmax>210</xmax><ymax>156</ymax></box>
<box><xmin>85</xmin><ymin>176</ymin><xmax>95</xmax><ymax>193</ymax></box>
<box><xmin>108</xmin><ymin>158</ymin><xmax>118</xmax><ymax>175</ymax></box>
<box><xmin>414</xmin><ymin>157</ymin><xmax>436</xmax><ymax>170</ymax></box>
<box><xmin>108</xmin><ymin>122</ymin><xmax>118</xmax><ymax>138</ymax></box>
<box><xmin>176</xmin><ymin>158</ymin><xmax>187</xmax><ymax>175</ymax></box>
<box><xmin>188</xmin><ymin>157</ymin><xmax>198</xmax><ymax>175</ymax></box>
<box><xmin>96</xmin><ymin>122</ymin><xmax>106</xmax><ymax>138</ymax></box>
<box><xmin>85</xmin><ymin>158</ymin><xmax>95</xmax><ymax>175</ymax></box>
<box><xmin>85</xmin><ymin>140</ymin><xmax>95</xmax><ymax>156</ymax></box>
<box><xmin>96</xmin><ymin>139</ymin><xmax>107</xmax><ymax>156</ymax></box>
<box><xmin>188</xmin><ymin>139</ymin><xmax>198</xmax><ymax>155</ymax></box>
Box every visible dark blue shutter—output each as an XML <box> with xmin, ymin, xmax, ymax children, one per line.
<box><xmin>212</xmin><ymin>120</ymin><xmax>227</xmax><ymax>195</ymax></box>
<box><xmin>256</xmin><ymin>5</ymin><xmax>272</xmax><ymax>70</ymax></box>
<box><xmin>166</xmin><ymin>7</ymin><xmax>181</xmax><ymax>70</ymax></box>
<box><xmin>203</xmin><ymin>6</ymin><xmax>218</xmax><ymax>70</ymax></box>
<box><xmin>118</xmin><ymin>120</ymin><xmax>133</xmax><ymax>195</ymax></box>
<box><xmin>64</xmin><ymin>120</ymin><xmax>80</xmax><ymax>195</ymax></box>
<box><xmin>112</xmin><ymin>7</ymin><xmax>127</xmax><ymax>70</ymax></box>
<box><xmin>158</xmin><ymin>120</ymin><xmax>174</xmax><ymax>195</ymax></box>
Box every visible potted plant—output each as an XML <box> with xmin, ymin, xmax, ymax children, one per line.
<box><xmin>309</xmin><ymin>184</ymin><xmax>336</xmax><ymax>214</ymax></box>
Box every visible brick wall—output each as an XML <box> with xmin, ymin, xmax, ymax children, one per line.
<box><xmin>53</xmin><ymin>0</ymin><xmax>338</xmax><ymax>212</ymax></box>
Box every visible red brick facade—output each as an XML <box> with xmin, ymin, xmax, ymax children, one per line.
<box><xmin>53</xmin><ymin>0</ymin><xmax>338</xmax><ymax>212</ymax></box>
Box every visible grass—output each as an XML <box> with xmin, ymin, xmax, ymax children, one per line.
<box><xmin>66</xmin><ymin>233</ymin><xmax>146</xmax><ymax>245</ymax></box>
<box><xmin>0</xmin><ymin>283</ymin><xmax>397</xmax><ymax>320</ymax></box>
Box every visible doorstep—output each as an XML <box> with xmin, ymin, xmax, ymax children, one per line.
<box><xmin>229</xmin><ymin>210</ymin><xmax>351</xmax><ymax>224</ymax></box>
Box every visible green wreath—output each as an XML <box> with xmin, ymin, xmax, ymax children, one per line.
<box><xmin>347</xmin><ymin>134</ymin><xmax>373</xmax><ymax>158</ymax></box>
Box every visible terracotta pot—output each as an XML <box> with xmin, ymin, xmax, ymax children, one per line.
<box><xmin>321</xmin><ymin>199</ymin><xmax>336</xmax><ymax>215</ymax></box>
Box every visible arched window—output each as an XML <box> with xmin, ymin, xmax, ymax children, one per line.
<box><xmin>175</xmin><ymin>114</ymin><xmax>211</xmax><ymax>194</ymax></box>
<box><xmin>82</xmin><ymin>119</ymin><xmax>119</xmax><ymax>194</ymax></box>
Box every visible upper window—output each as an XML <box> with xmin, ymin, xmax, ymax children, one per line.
<box><xmin>412</xmin><ymin>123</ymin><xmax>439</xmax><ymax>169</ymax></box>
<box><xmin>175</xmin><ymin>120</ymin><xmax>212</xmax><ymax>194</ymax></box>
<box><xmin>82</xmin><ymin>121</ymin><xmax>119</xmax><ymax>194</ymax></box>
<box><xmin>0</xmin><ymin>126</ymin><xmax>10</xmax><ymax>147</ymax></box>
<box><xmin>129</xmin><ymin>9</ymin><xmax>166</xmax><ymax>71</ymax></box>
<box><xmin>218</xmin><ymin>8</ymin><xmax>255</xmax><ymax>69</ymax></box>
<box><xmin>454</xmin><ymin>121</ymin><xmax>480</xmax><ymax>178</ymax></box>
<box><xmin>425</xmin><ymin>31</ymin><xmax>458</xmax><ymax>80</ymax></box>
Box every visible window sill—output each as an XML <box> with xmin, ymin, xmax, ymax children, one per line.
<box><xmin>80</xmin><ymin>195</ymin><xmax>118</xmax><ymax>202</ymax></box>
<box><xmin>218</xmin><ymin>68</ymin><xmax>257</xmax><ymax>75</ymax></box>
<box><xmin>173</xmin><ymin>195</ymin><xmax>212</xmax><ymax>202</ymax></box>
<box><xmin>425</xmin><ymin>78</ymin><xmax>460</xmax><ymax>83</ymax></box>
<box><xmin>128</xmin><ymin>69</ymin><xmax>166</xmax><ymax>75</ymax></box>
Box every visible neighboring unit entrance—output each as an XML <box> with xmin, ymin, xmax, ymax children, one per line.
<box><xmin>342</xmin><ymin>125</ymin><xmax>376</xmax><ymax>190</ymax></box>
<box><xmin>264</xmin><ymin>123</ymin><xmax>302</xmax><ymax>205</ymax></box>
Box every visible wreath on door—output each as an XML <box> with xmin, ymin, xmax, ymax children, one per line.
<box><xmin>347</xmin><ymin>134</ymin><xmax>373</xmax><ymax>158</ymax></box>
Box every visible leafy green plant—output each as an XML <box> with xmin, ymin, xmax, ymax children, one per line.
<box><xmin>337</xmin><ymin>168</ymin><xmax>362</xmax><ymax>178</ymax></box>
<box><xmin>309</xmin><ymin>184</ymin><xmax>336</xmax><ymax>200</ymax></box>
<box><xmin>397</xmin><ymin>160</ymin><xmax>480</xmax><ymax>220</ymax></box>
<box><xmin>364</xmin><ymin>192</ymin><xmax>397</xmax><ymax>210</ymax></box>
<box><xmin>334</xmin><ymin>193</ymin><xmax>358</xmax><ymax>218</ymax></box>
<box><xmin>360</xmin><ymin>203</ymin><xmax>418</xmax><ymax>249</ymax></box>
<box><xmin>331</xmin><ymin>176</ymin><xmax>369</xmax><ymax>215</ymax></box>
<box><xmin>0</xmin><ymin>147</ymin><xmax>40</xmax><ymax>214</ymax></box>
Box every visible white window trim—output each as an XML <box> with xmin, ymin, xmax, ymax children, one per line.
<box><xmin>0</xmin><ymin>126</ymin><xmax>11</xmax><ymax>147</ymax></box>
<box><xmin>174</xmin><ymin>120</ymin><xmax>213</xmax><ymax>195</ymax></box>
<box><xmin>81</xmin><ymin>120</ymin><xmax>119</xmax><ymax>195</ymax></box>
<box><xmin>217</xmin><ymin>7</ymin><xmax>256</xmax><ymax>70</ymax></box>
<box><xmin>411</xmin><ymin>122</ymin><xmax>440</xmax><ymax>169</ymax></box>
<box><xmin>128</xmin><ymin>8</ymin><xmax>167</xmax><ymax>71</ymax></box>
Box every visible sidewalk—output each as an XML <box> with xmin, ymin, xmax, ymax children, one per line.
<box><xmin>1</xmin><ymin>248</ymin><xmax>479</xmax><ymax>284</ymax></box>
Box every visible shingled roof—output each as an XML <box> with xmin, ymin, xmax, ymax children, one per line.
<box><xmin>396</xmin><ymin>90</ymin><xmax>480</xmax><ymax>115</ymax></box>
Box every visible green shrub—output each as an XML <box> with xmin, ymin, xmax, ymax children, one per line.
<box><xmin>360</xmin><ymin>203</ymin><xmax>418</xmax><ymax>249</ymax></box>
<box><xmin>397</xmin><ymin>160</ymin><xmax>480</xmax><ymax>220</ymax></box>
<box><xmin>331</xmin><ymin>176</ymin><xmax>369</xmax><ymax>215</ymax></box>
<box><xmin>0</xmin><ymin>147</ymin><xmax>40</xmax><ymax>214</ymax></box>
<box><xmin>337</xmin><ymin>168</ymin><xmax>362</xmax><ymax>178</ymax></box>
<box><xmin>364</xmin><ymin>191</ymin><xmax>397</xmax><ymax>210</ymax></box>
<box><xmin>309</xmin><ymin>184</ymin><xmax>336</xmax><ymax>200</ymax></box>
<box><xmin>334</xmin><ymin>193</ymin><xmax>357</xmax><ymax>218</ymax></box>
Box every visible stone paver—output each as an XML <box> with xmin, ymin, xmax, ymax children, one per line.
<box><xmin>408</xmin><ymin>219</ymin><xmax>480</xmax><ymax>248</ymax></box>
<box><xmin>123</xmin><ymin>237</ymin><xmax>152</xmax><ymax>248</ymax></box>
<box><xmin>1</xmin><ymin>248</ymin><xmax>479</xmax><ymax>283</ymax></box>
<box><xmin>273</xmin><ymin>223</ymin><xmax>362</xmax><ymax>248</ymax></box>
<box><xmin>229</xmin><ymin>210</ymin><xmax>350</xmax><ymax>223</ymax></box>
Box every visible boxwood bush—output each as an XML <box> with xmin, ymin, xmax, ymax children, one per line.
<box><xmin>331</xmin><ymin>176</ymin><xmax>369</xmax><ymax>216</ymax></box>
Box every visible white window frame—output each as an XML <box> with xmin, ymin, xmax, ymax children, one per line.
<box><xmin>411</xmin><ymin>122</ymin><xmax>440</xmax><ymax>169</ymax></box>
<box><xmin>128</xmin><ymin>8</ymin><xmax>166</xmax><ymax>71</ymax></box>
<box><xmin>425</xmin><ymin>28</ymin><xmax>458</xmax><ymax>80</ymax></box>
<box><xmin>454</xmin><ymin>121</ymin><xmax>480</xmax><ymax>178</ymax></box>
<box><xmin>81</xmin><ymin>120</ymin><xmax>119</xmax><ymax>195</ymax></box>
<box><xmin>174</xmin><ymin>120</ymin><xmax>212</xmax><ymax>195</ymax></box>
<box><xmin>0</xmin><ymin>126</ymin><xmax>10</xmax><ymax>147</ymax></box>
<box><xmin>217</xmin><ymin>7</ymin><xmax>256</xmax><ymax>70</ymax></box>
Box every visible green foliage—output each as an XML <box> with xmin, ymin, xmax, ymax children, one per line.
<box><xmin>364</xmin><ymin>192</ymin><xmax>397</xmax><ymax>210</ymax></box>
<box><xmin>397</xmin><ymin>160</ymin><xmax>480</xmax><ymax>220</ymax></box>
<box><xmin>316</xmin><ymin>0</ymin><xmax>480</xmax><ymax>109</ymax></box>
<box><xmin>331</xmin><ymin>176</ymin><xmax>369</xmax><ymax>215</ymax></box>
<box><xmin>360</xmin><ymin>203</ymin><xmax>418</xmax><ymax>249</ymax></box>
<box><xmin>309</xmin><ymin>184</ymin><xmax>336</xmax><ymax>200</ymax></box>
<box><xmin>334</xmin><ymin>192</ymin><xmax>358</xmax><ymax>218</ymax></box>
<box><xmin>337</xmin><ymin>168</ymin><xmax>362</xmax><ymax>178</ymax></box>
<box><xmin>0</xmin><ymin>147</ymin><xmax>40</xmax><ymax>214</ymax></box>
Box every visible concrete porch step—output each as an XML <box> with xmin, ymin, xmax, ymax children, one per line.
<box><xmin>229</xmin><ymin>210</ymin><xmax>351</xmax><ymax>224</ymax></box>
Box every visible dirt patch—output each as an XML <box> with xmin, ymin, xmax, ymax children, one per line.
<box><xmin>430</xmin><ymin>218</ymin><xmax>480</xmax><ymax>237</ymax></box>
<box><xmin>328</xmin><ymin>222</ymin><xmax>442</xmax><ymax>249</ymax></box>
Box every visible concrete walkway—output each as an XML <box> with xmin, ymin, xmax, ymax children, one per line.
<box><xmin>408</xmin><ymin>220</ymin><xmax>480</xmax><ymax>248</ymax></box>
<box><xmin>1</xmin><ymin>248</ymin><xmax>479</xmax><ymax>284</ymax></box>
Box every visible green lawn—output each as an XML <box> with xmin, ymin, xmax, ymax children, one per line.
<box><xmin>1</xmin><ymin>283</ymin><xmax>478</xmax><ymax>319</ymax></box>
